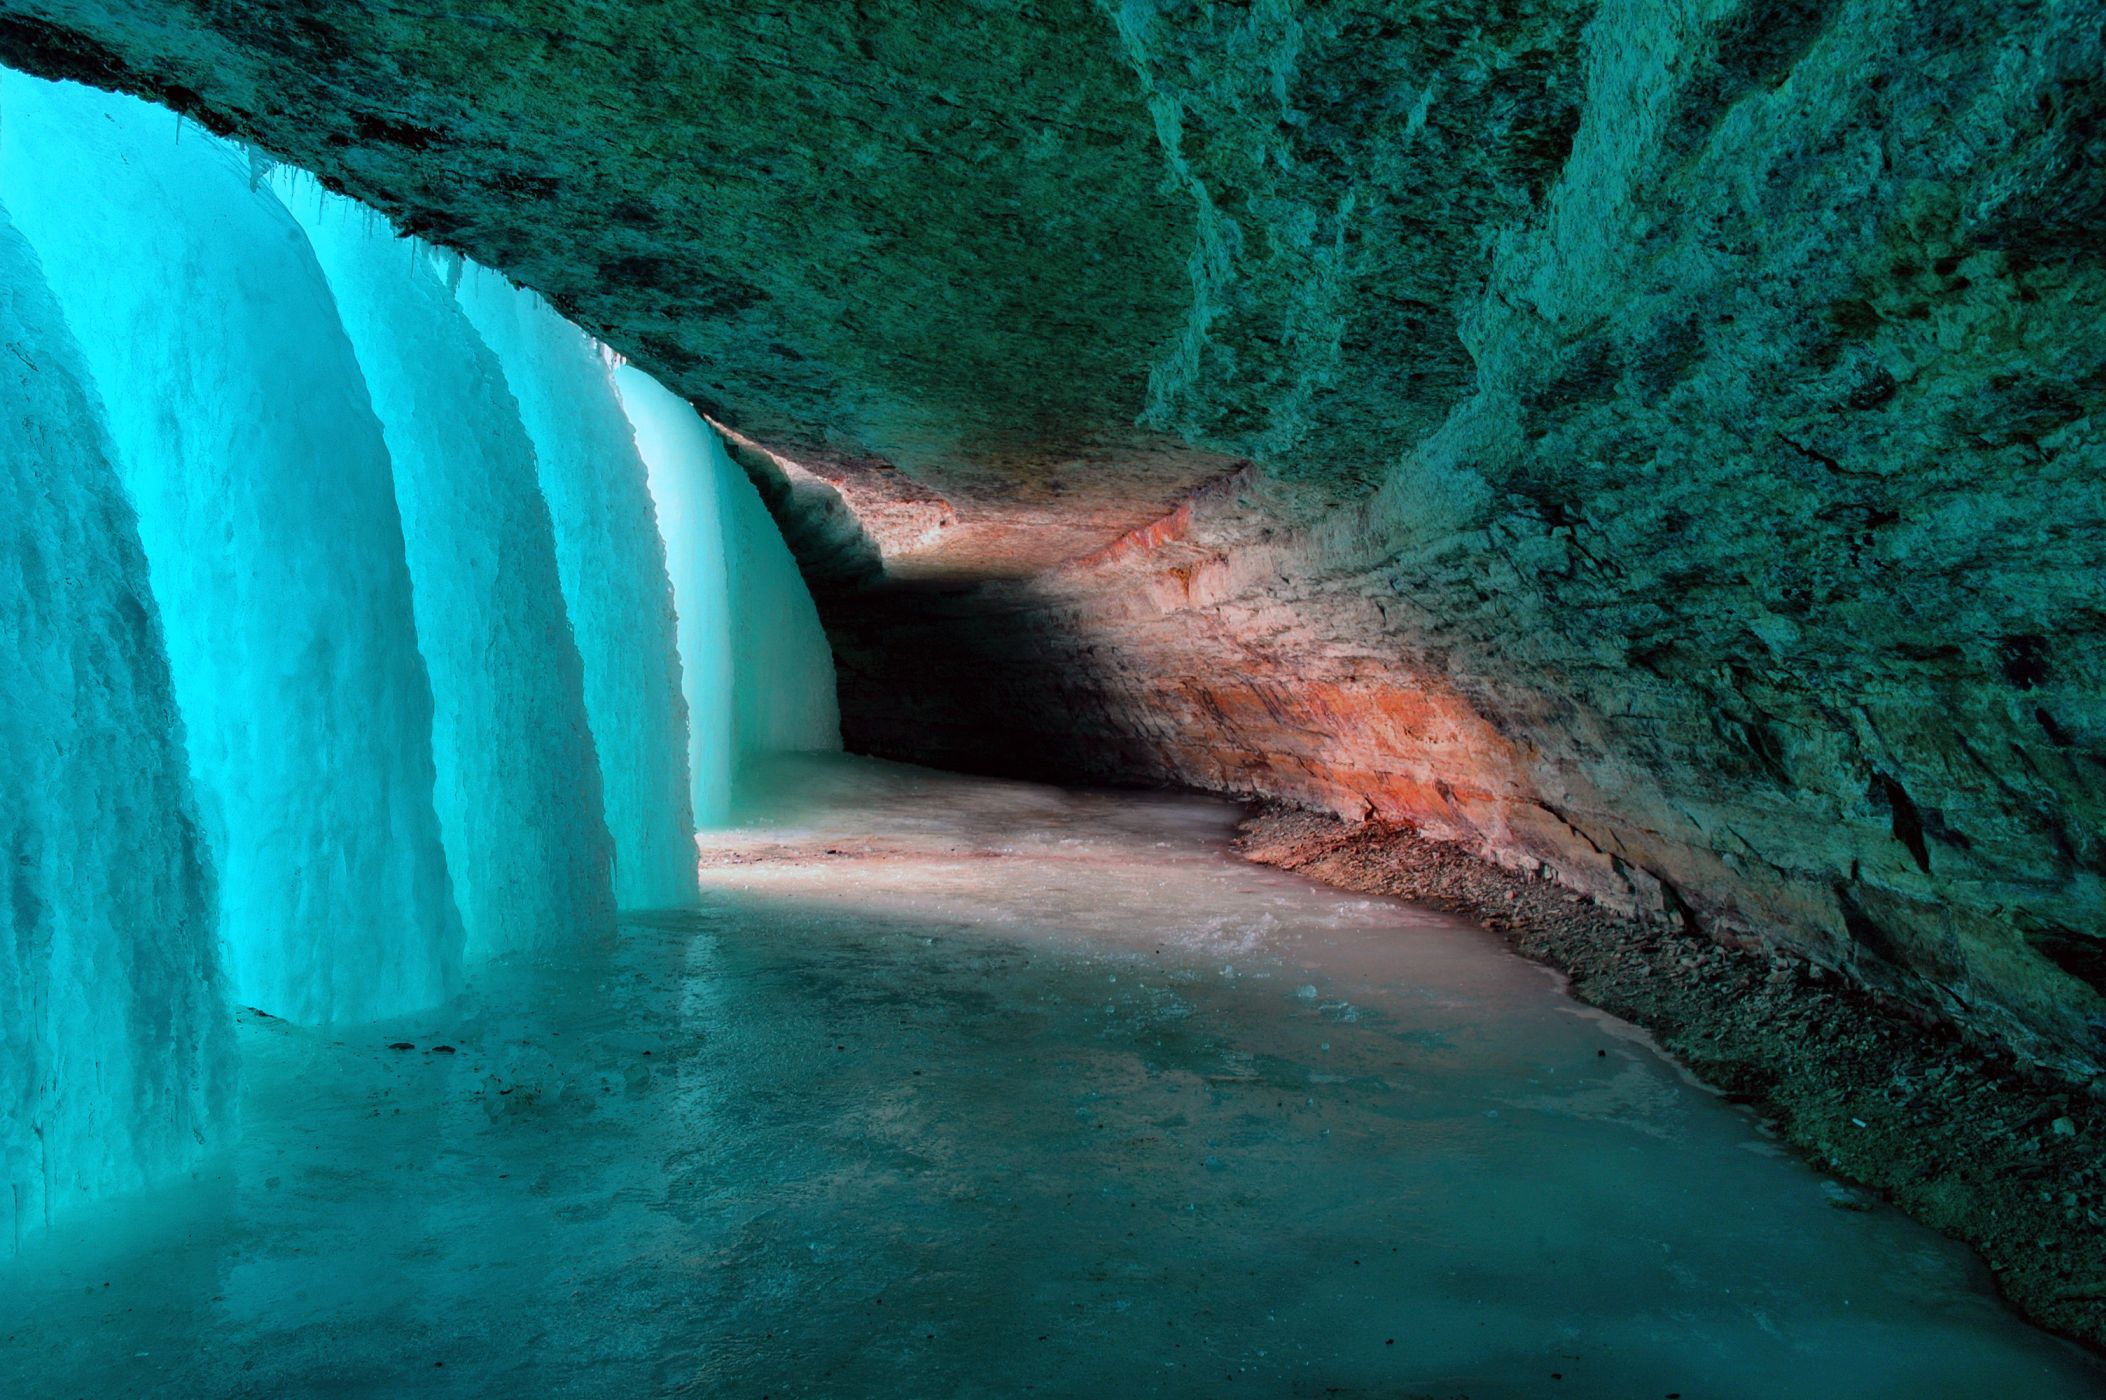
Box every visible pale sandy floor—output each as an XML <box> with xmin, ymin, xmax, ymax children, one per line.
<box><xmin>3</xmin><ymin>755</ymin><xmax>2099</xmax><ymax>1397</ymax></box>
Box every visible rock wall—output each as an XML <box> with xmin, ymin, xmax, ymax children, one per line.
<box><xmin>819</xmin><ymin>0</ymin><xmax>2106</xmax><ymax>1077</ymax></box>
<box><xmin>0</xmin><ymin>0</ymin><xmax>2100</xmax><ymax>1073</ymax></box>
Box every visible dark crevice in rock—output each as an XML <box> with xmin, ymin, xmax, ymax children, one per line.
<box><xmin>2028</xmin><ymin>922</ymin><xmax>2106</xmax><ymax>1002</ymax></box>
<box><xmin>1667</xmin><ymin>0</ymin><xmax>1843</xmax><ymax>154</ymax></box>
<box><xmin>1869</xmin><ymin>772</ymin><xmax>1933</xmax><ymax>874</ymax></box>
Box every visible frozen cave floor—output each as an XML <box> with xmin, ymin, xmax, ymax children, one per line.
<box><xmin>5</xmin><ymin>756</ymin><xmax>2102</xmax><ymax>1398</ymax></box>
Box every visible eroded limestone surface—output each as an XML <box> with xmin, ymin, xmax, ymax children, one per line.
<box><xmin>3</xmin><ymin>0</ymin><xmax>2098</xmax><ymax>1071</ymax></box>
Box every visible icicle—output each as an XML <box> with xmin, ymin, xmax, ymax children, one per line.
<box><xmin>615</xmin><ymin>366</ymin><xmax>737</xmax><ymax>825</ymax></box>
<box><xmin>244</xmin><ymin>142</ymin><xmax>275</xmax><ymax>193</ymax></box>
<box><xmin>614</xmin><ymin>367</ymin><xmax>840</xmax><ymax>826</ymax></box>
<box><xmin>720</xmin><ymin>429</ymin><xmax>842</xmax><ymax>766</ymax></box>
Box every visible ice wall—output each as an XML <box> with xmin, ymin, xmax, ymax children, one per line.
<box><xmin>0</xmin><ymin>76</ymin><xmax>462</xmax><ymax>1022</ymax></box>
<box><xmin>0</xmin><ymin>68</ymin><xmax>836</xmax><ymax>1234</ymax></box>
<box><xmin>613</xmin><ymin>367</ymin><xmax>737</xmax><ymax>825</ymax></box>
<box><xmin>0</xmin><ymin>206</ymin><xmax>234</xmax><ymax>1244</ymax></box>
<box><xmin>282</xmin><ymin>184</ymin><xmax>619</xmax><ymax>957</ymax></box>
<box><xmin>613</xmin><ymin>369</ymin><xmax>840</xmax><ymax>818</ymax></box>
<box><xmin>454</xmin><ymin>276</ymin><xmax>699</xmax><ymax>906</ymax></box>
<box><xmin>720</xmin><ymin>440</ymin><xmax>842</xmax><ymax>764</ymax></box>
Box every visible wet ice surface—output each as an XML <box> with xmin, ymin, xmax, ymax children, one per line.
<box><xmin>5</xmin><ymin>757</ymin><xmax>2101</xmax><ymax>1398</ymax></box>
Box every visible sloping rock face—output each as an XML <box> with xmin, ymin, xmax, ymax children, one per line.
<box><xmin>2</xmin><ymin>0</ymin><xmax>2100</xmax><ymax>1074</ymax></box>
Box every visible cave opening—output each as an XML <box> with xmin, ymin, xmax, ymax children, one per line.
<box><xmin>3</xmin><ymin>2</ymin><xmax>2105</xmax><ymax>1393</ymax></box>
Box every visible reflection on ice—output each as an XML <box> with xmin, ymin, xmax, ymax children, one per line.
<box><xmin>4</xmin><ymin>756</ymin><xmax>2099</xmax><ymax>1397</ymax></box>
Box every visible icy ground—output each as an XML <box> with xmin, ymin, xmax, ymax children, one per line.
<box><xmin>4</xmin><ymin>756</ymin><xmax>2100</xmax><ymax>1397</ymax></box>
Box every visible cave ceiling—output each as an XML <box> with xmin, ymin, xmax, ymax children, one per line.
<box><xmin>0</xmin><ymin>0</ymin><xmax>1587</xmax><ymax>575</ymax></box>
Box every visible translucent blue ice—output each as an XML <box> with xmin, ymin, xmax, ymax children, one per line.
<box><xmin>613</xmin><ymin>368</ymin><xmax>738</xmax><ymax>824</ymax></box>
<box><xmin>281</xmin><ymin>180</ymin><xmax>619</xmax><ymax>957</ymax></box>
<box><xmin>0</xmin><ymin>206</ymin><xmax>235</xmax><ymax>1247</ymax></box>
<box><xmin>453</xmin><ymin>276</ymin><xmax>700</xmax><ymax>907</ymax></box>
<box><xmin>0</xmin><ymin>75</ymin><xmax>463</xmax><ymax>1022</ymax></box>
<box><xmin>718</xmin><ymin>430</ymin><xmax>842</xmax><ymax>766</ymax></box>
<box><xmin>616</xmin><ymin>368</ymin><xmax>840</xmax><ymax>826</ymax></box>
<box><xmin>0</xmin><ymin>66</ymin><xmax>842</xmax><ymax>1234</ymax></box>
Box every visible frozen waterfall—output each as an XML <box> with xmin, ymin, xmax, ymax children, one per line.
<box><xmin>279</xmin><ymin>180</ymin><xmax>620</xmax><ymax>959</ymax></box>
<box><xmin>617</xmin><ymin>367</ymin><xmax>841</xmax><ymax>828</ymax></box>
<box><xmin>453</xmin><ymin>277</ymin><xmax>701</xmax><ymax>908</ymax></box>
<box><xmin>718</xmin><ymin>428</ymin><xmax>843</xmax><ymax>765</ymax></box>
<box><xmin>0</xmin><ymin>74</ymin><xmax>463</xmax><ymax>1025</ymax></box>
<box><xmin>0</xmin><ymin>67</ymin><xmax>840</xmax><ymax>1232</ymax></box>
<box><xmin>0</xmin><ymin>207</ymin><xmax>234</xmax><ymax>1246</ymax></box>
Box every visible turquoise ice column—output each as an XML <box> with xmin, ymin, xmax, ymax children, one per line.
<box><xmin>0</xmin><ymin>74</ymin><xmax>462</xmax><ymax>1022</ymax></box>
<box><xmin>284</xmin><ymin>182</ymin><xmax>619</xmax><ymax>957</ymax></box>
<box><xmin>611</xmin><ymin>368</ymin><xmax>839</xmax><ymax>818</ymax></box>
<box><xmin>614</xmin><ymin>365</ymin><xmax>737</xmax><ymax>826</ymax></box>
<box><xmin>719</xmin><ymin>437</ymin><xmax>842</xmax><ymax>763</ymax></box>
<box><xmin>455</xmin><ymin>275</ymin><xmax>699</xmax><ymax>906</ymax></box>
<box><xmin>0</xmin><ymin>204</ymin><xmax>235</xmax><ymax>1244</ymax></box>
